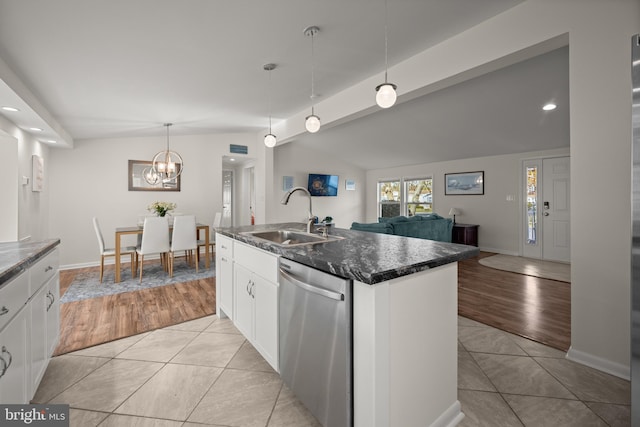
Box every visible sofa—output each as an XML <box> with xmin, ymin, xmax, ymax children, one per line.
<box><xmin>350</xmin><ymin>214</ymin><xmax>453</xmax><ymax>243</ymax></box>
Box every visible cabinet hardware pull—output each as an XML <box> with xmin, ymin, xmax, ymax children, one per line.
<box><xmin>0</xmin><ymin>306</ymin><xmax>8</xmax><ymax>316</ymax></box>
<box><xmin>251</xmin><ymin>281</ymin><xmax>256</xmax><ymax>298</ymax></box>
<box><xmin>1</xmin><ymin>346</ymin><xmax>12</xmax><ymax>377</ymax></box>
<box><xmin>221</xmin><ymin>257</ymin><xmax>227</xmax><ymax>262</ymax></box>
<box><xmin>221</xmin><ymin>245</ymin><xmax>227</xmax><ymax>249</ymax></box>
<box><xmin>45</xmin><ymin>266</ymin><xmax>53</xmax><ymax>272</ymax></box>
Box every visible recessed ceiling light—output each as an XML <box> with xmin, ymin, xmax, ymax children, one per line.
<box><xmin>542</xmin><ymin>103</ymin><xmax>557</xmax><ymax>111</ymax></box>
<box><xmin>43</xmin><ymin>140</ymin><xmax>56</xmax><ymax>144</ymax></box>
<box><xmin>1</xmin><ymin>106</ymin><xmax>19</xmax><ymax>112</ymax></box>
<box><xmin>229</xmin><ymin>158</ymin><xmax>236</xmax><ymax>162</ymax></box>
<box><xmin>29</xmin><ymin>127</ymin><xmax>43</xmax><ymax>132</ymax></box>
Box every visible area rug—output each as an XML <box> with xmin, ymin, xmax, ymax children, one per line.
<box><xmin>61</xmin><ymin>261</ymin><xmax>216</xmax><ymax>303</ymax></box>
<box><xmin>478</xmin><ymin>254</ymin><xmax>570</xmax><ymax>283</ymax></box>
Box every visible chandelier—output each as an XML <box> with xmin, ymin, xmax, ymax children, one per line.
<box><xmin>144</xmin><ymin>123</ymin><xmax>183</xmax><ymax>185</ymax></box>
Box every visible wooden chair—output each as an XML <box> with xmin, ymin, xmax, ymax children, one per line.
<box><xmin>169</xmin><ymin>215</ymin><xmax>198</xmax><ymax>277</ymax></box>
<box><xmin>198</xmin><ymin>212</ymin><xmax>222</xmax><ymax>261</ymax></box>
<box><xmin>93</xmin><ymin>217</ymin><xmax>137</xmax><ymax>282</ymax></box>
<box><xmin>136</xmin><ymin>216</ymin><xmax>171</xmax><ymax>283</ymax></box>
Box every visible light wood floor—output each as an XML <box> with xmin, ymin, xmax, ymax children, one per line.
<box><xmin>54</xmin><ymin>261</ymin><xmax>215</xmax><ymax>356</ymax></box>
<box><xmin>54</xmin><ymin>252</ymin><xmax>570</xmax><ymax>355</ymax></box>
<box><xmin>458</xmin><ymin>252</ymin><xmax>571</xmax><ymax>351</ymax></box>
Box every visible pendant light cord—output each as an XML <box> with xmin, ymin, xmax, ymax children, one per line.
<box><xmin>310</xmin><ymin>30</ymin><xmax>316</xmax><ymax>102</ymax></box>
<box><xmin>268</xmin><ymin>68</ymin><xmax>273</xmax><ymax>133</ymax></box>
<box><xmin>165</xmin><ymin>123</ymin><xmax>172</xmax><ymax>150</ymax></box>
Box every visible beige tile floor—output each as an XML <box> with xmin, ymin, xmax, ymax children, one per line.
<box><xmin>33</xmin><ymin>315</ymin><xmax>630</xmax><ymax>426</ymax></box>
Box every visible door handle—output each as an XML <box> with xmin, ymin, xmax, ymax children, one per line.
<box><xmin>0</xmin><ymin>306</ymin><xmax>8</xmax><ymax>316</ymax></box>
<box><xmin>280</xmin><ymin>269</ymin><xmax>344</xmax><ymax>301</ymax></box>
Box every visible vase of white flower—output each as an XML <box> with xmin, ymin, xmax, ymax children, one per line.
<box><xmin>148</xmin><ymin>201</ymin><xmax>176</xmax><ymax>217</ymax></box>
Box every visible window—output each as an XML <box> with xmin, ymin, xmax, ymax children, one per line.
<box><xmin>378</xmin><ymin>177</ymin><xmax>433</xmax><ymax>218</ymax></box>
<box><xmin>378</xmin><ymin>180</ymin><xmax>401</xmax><ymax>218</ymax></box>
<box><xmin>526</xmin><ymin>166</ymin><xmax>538</xmax><ymax>244</ymax></box>
<box><xmin>405</xmin><ymin>178</ymin><xmax>433</xmax><ymax>216</ymax></box>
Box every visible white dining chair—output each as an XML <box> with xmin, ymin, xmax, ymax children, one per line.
<box><xmin>169</xmin><ymin>215</ymin><xmax>199</xmax><ymax>277</ymax></box>
<box><xmin>136</xmin><ymin>216</ymin><xmax>171</xmax><ymax>283</ymax></box>
<box><xmin>93</xmin><ymin>217</ymin><xmax>137</xmax><ymax>283</ymax></box>
<box><xmin>198</xmin><ymin>212</ymin><xmax>222</xmax><ymax>261</ymax></box>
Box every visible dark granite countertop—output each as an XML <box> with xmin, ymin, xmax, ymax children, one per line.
<box><xmin>217</xmin><ymin>223</ymin><xmax>478</xmax><ymax>284</ymax></box>
<box><xmin>0</xmin><ymin>239</ymin><xmax>61</xmax><ymax>286</ymax></box>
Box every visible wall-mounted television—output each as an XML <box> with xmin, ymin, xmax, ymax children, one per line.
<box><xmin>308</xmin><ymin>174</ymin><xmax>339</xmax><ymax>196</ymax></box>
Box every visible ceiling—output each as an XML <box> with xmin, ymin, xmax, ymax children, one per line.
<box><xmin>0</xmin><ymin>0</ymin><xmax>569</xmax><ymax>169</ymax></box>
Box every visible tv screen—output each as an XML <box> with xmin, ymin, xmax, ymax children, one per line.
<box><xmin>308</xmin><ymin>174</ymin><xmax>339</xmax><ymax>196</ymax></box>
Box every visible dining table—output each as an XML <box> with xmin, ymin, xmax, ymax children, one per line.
<box><xmin>114</xmin><ymin>223</ymin><xmax>210</xmax><ymax>283</ymax></box>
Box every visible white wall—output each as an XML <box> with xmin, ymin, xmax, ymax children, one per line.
<box><xmin>0</xmin><ymin>130</ymin><xmax>18</xmax><ymax>242</ymax></box>
<box><xmin>0</xmin><ymin>115</ymin><xmax>51</xmax><ymax>242</ymax></box>
<box><xmin>49</xmin><ymin>132</ymin><xmax>264</xmax><ymax>267</ymax></box>
<box><xmin>366</xmin><ymin>148</ymin><xmax>570</xmax><ymax>255</ymax></box>
<box><xmin>271</xmin><ymin>142</ymin><xmax>366</xmax><ymax>229</ymax></box>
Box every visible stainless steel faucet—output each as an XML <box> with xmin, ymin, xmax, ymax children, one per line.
<box><xmin>281</xmin><ymin>186</ymin><xmax>314</xmax><ymax>233</ymax></box>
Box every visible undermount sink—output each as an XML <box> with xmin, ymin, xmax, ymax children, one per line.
<box><xmin>241</xmin><ymin>229</ymin><xmax>343</xmax><ymax>247</ymax></box>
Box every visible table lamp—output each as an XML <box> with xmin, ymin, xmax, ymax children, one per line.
<box><xmin>449</xmin><ymin>208</ymin><xmax>460</xmax><ymax>224</ymax></box>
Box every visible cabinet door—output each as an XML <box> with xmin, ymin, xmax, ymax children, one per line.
<box><xmin>29</xmin><ymin>284</ymin><xmax>48</xmax><ymax>396</ymax></box>
<box><xmin>0</xmin><ymin>308</ymin><xmax>28</xmax><ymax>404</ymax></box>
<box><xmin>46</xmin><ymin>276</ymin><xmax>60</xmax><ymax>356</ymax></box>
<box><xmin>233</xmin><ymin>264</ymin><xmax>253</xmax><ymax>339</ymax></box>
<box><xmin>218</xmin><ymin>255</ymin><xmax>234</xmax><ymax>319</ymax></box>
<box><xmin>253</xmin><ymin>276</ymin><xmax>279</xmax><ymax>371</ymax></box>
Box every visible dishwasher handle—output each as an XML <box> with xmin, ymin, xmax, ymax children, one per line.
<box><xmin>279</xmin><ymin>269</ymin><xmax>344</xmax><ymax>301</ymax></box>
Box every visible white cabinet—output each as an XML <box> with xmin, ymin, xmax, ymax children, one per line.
<box><xmin>29</xmin><ymin>274</ymin><xmax>60</xmax><ymax>395</ymax></box>
<box><xmin>232</xmin><ymin>242</ymin><xmax>279</xmax><ymax>371</ymax></box>
<box><xmin>0</xmin><ymin>246</ymin><xmax>60</xmax><ymax>404</ymax></box>
<box><xmin>215</xmin><ymin>233</ymin><xmax>234</xmax><ymax>319</ymax></box>
<box><xmin>0</xmin><ymin>309</ymin><xmax>28</xmax><ymax>404</ymax></box>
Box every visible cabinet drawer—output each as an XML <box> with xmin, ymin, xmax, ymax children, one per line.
<box><xmin>29</xmin><ymin>249</ymin><xmax>59</xmax><ymax>296</ymax></box>
<box><xmin>0</xmin><ymin>271</ymin><xmax>29</xmax><ymax>332</ymax></box>
<box><xmin>234</xmin><ymin>242</ymin><xmax>278</xmax><ymax>283</ymax></box>
<box><xmin>216</xmin><ymin>234</ymin><xmax>234</xmax><ymax>257</ymax></box>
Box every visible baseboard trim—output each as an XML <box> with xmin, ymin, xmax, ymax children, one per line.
<box><xmin>430</xmin><ymin>400</ymin><xmax>464</xmax><ymax>427</ymax></box>
<box><xmin>566</xmin><ymin>346</ymin><xmax>630</xmax><ymax>380</ymax></box>
<box><xmin>478</xmin><ymin>246</ymin><xmax>519</xmax><ymax>256</ymax></box>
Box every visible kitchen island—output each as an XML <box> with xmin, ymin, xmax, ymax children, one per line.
<box><xmin>217</xmin><ymin>223</ymin><xmax>478</xmax><ymax>427</ymax></box>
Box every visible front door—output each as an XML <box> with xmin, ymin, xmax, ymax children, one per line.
<box><xmin>541</xmin><ymin>156</ymin><xmax>570</xmax><ymax>262</ymax></box>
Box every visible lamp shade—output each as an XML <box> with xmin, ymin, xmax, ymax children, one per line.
<box><xmin>305</xmin><ymin>114</ymin><xmax>321</xmax><ymax>133</ymax></box>
<box><xmin>376</xmin><ymin>83</ymin><xmax>397</xmax><ymax>108</ymax></box>
<box><xmin>264</xmin><ymin>133</ymin><xmax>277</xmax><ymax>148</ymax></box>
<box><xmin>449</xmin><ymin>208</ymin><xmax>460</xmax><ymax>216</ymax></box>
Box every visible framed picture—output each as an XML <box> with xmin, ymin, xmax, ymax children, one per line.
<box><xmin>445</xmin><ymin>171</ymin><xmax>484</xmax><ymax>195</ymax></box>
<box><xmin>128</xmin><ymin>160</ymin><xmax>181</xmax><ymax>191</ymax></box>
<box><xmin>345</xmin><ymin>179</ymin><xmax>356</xmax><ymax>191</ymax></box>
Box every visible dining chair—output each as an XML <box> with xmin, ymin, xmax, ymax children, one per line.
<box><xmin>169</xmin><ymin>215</ymin><xmax>198</xmax><ymax>277</ymax></box>
<box><xmin>136</xmin><ymin>216</ymin><xmax>171</xmax><ymax>283</ymax></box>
<box><xmin>198</xmin><ymin>212</ymin><xmax>222</xmax><ymax>261</ymax></box>
<box><xmin>92</xmin><ymin>217</ymin><xmax>137</xmax><ymax>283</ymax></box>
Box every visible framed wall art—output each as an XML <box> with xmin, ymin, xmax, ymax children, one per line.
<box><xmin>128</xmin><ymin>159</ymin><xmax>181</xmax><ymax>191</ymax></box>
<box><xmin>444</xmin><ymin>171</ymin><xmax>484</xmax><ymax>195</ymax></box>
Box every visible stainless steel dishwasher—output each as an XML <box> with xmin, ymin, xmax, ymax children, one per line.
<box><xmin>279</xmin><ymin>258</ymin><xmax>352</xmax><ymax>427</ymax></box>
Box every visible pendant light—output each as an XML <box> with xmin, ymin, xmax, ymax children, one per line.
<box><xmin>304</xmin><ymin>26</ymin><xmax>321</xmax><ymax>133</ymax></box>
<box><xmin>144</xmin><ymin>123</ymin><xmax>183</xmax><ymax>184</ymax></box>
<box><xmin>375</xmin><ymin>0</ymin><xmax>397</xmax><ymax>109</ymax></box>
<box><xmin>263</xmin><ymin>63</ymin><xmax>277</xmax><ymax>148</ymax></box>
